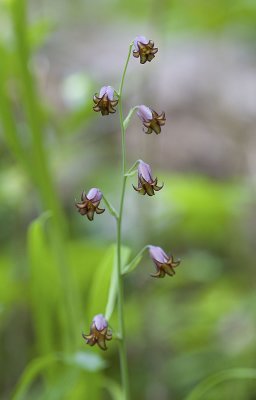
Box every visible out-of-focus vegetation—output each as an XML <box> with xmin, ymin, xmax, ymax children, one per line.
<box><xmin>1</xmin><ymin>0</ymin><xmax>256</xmax><ymax>399</ymax></box>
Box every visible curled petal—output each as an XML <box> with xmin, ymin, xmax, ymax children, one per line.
<box><xmin>95</xmin><ymin>207</ymin><xmax>105</xmax><ymax>215</ymax></box>
<box><xmin>150</xmin><ymin>268</ymin><xmax>166</xmax><ymax>278</ymax></box>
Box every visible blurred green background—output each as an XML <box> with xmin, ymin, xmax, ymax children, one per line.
<box><xmin>1</xmin><ymin>0</ymin><xmax>256</xmax><ymax>399</ymax></box>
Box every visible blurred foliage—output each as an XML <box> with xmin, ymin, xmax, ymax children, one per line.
<box><xmin>0</xmin><ymin>0</ymin><xmax>256</xmax><ymax>399</ymax></box>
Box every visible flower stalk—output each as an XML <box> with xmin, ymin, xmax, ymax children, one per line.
<box><xmin>115</xmin><ymin>42</ymin><xmax>134</xmax><ymax>400</ymax></box>
<box><xmin>124</xmin><ymin>159</ymin><xmax>141</xmax><ymax>177</ymax></box>
<box><xmin>102</xmin><ymin>195</ymin><xmax>119</xmax><ymax>220</ymax></box>
<box><xmin>80</xmin><ymin>35</ymin><xmax>182</xmax><ymax>398</ymax></box>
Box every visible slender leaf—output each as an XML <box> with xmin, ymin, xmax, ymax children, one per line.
<box><xmin>186</xmin><ymin>368</ymin><xmax>256</xmax><ymax>400</ymax></box>
<box><xmin>89</xmin><ymin>244</ymin><xmax>131</xmax><ymax>321</ymax></box>
<box><xmin>102</xmin><ymin>378</ymin><xmax>124</xmax><ymax>400</ymax></box>
<box><xmin>12</xmin><ymin>352</ymin><xmax>105</xmax><ymax>400</ymax></box>
<box><xmin>105</xmin><ymin>246</ymin><xmax>131</xmax><ymax>321</ymax></box>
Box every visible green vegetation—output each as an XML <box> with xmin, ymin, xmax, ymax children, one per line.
<box><xmin>0</xmin><ymin>0</ymin><xmax>256</xmax><ymax>399</ymax></box>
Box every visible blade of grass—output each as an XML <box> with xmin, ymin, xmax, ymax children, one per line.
<box><xmin>12</xmin><ymin>352</ymin><xmax>106</xmax><ymax>400</ymax></box>
<box><xmin>186</xmin><ymin>368</ymin><xmax>256</xmax><ymax>400</ymax></box>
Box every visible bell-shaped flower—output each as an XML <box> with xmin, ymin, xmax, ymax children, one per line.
<box><xmin>137</xmin><ymin>105</ymin><xmax>166</xmax><ymax>135</ymax></box>
<box><xmin>82</xmin><ymin>314</ymin><xmax>112</xmax><ymax>351</ymax></box>
<box><xmin>133</xmin><ymin>160</ymin><xmax>163</xmax><ymax>196</ymax></box>
<box><xmin>133</xmin><ymin>36</ymin><xmax>158</xmax><ymax>64</ymax></box>
<box><xmin>149</xmin><ymin>245</ymin><xmax>180</xmax><ymax>278</ymax></box>
<box><xmin>93</xmin><ymin>85</ymin><xmax>118</xmax><ymax>116</ymax></box>
<box><xmin>75</xmin><ymin>188</ymin><xmax>105</xmax><ymax>221</ymax></box>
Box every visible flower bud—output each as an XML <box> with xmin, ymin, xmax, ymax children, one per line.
<box><xmin>137</xmin><ymin>105</ymin><xmax>166</xmax><ymax>135</ymax></box>
<box><xmin>82</xmin><ymin>314</ymin><xmax>112</xmax><ymax>351</ymax></box>
<box><xmin>75</xmin><ymin>188</ymin><xmax>105</xmax><ymax>221</ymax></box>
<box><xmin>133</xmin><ymin>36</ymin><xmax>158</xmax><ymax>64</ymax></box>
<box><xmin>133</xmin><ymin>160</ymin><xmax>163</xmax><ymax>196</ymax></box>
<box><xmin>93</xmin><ymin>85</ymin><xmax>118</xmax><ymax>116</ymax></box>
<box><xmin>149</xmin><ymin>245</ymin><xmax>180</xmax><ymax>278</ymax></box>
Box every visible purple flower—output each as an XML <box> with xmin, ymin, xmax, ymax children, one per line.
<box><xmin>75</xmin><ymin>188</ymin><xmax>105</xmax><ymax>221</ymax></box>
<box><xmin>133</xmin><ymin>160</ymin><xmax>163</xmax><ymax>196</ymax></box>
<box><xmin>82</xmin><ymin>314</ymin><xmax>112</xmax><ymax>351</ymax></box>
<box><xmin>149</xmin><ymin>245</ymin><xmax>180</xmax><ymax>278</ymax></box>
<box><xmin>137</xmin><ymin>105</ymin><xmax>166</xmax><ymax>135</ymax></box>
<box><xmin>93</xmin><ymin>85</ymin><xmax>118</xmax><ymax>116</ymax></box>
<box><xmin>133</xmin><ymin>36</ymin><xmax>158</xmax><ymax>64</ymax></box>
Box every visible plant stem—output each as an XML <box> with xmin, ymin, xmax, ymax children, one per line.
<box><xmin>116</xmin><ymin>42</ymin><xmax>133</xmax><ymax>400</ymax></box>
<box><xmin>123</xmin><ymin>106</ymin><xmax>138</xmax><ymax>131</ymax></box>
<box><xmin>125</xmin><ymin>159</ymin><xmax>141</xmax><ymax>177</ymax></box>
<box><xmin>122</xmin><ymin>245</ymin><xmax>148</xmax><ymax>275</ymax></box>
<box><xmin>102</xmin><ymin>195</ymin><xmax>119</xmax><ymax>219</ymax></box>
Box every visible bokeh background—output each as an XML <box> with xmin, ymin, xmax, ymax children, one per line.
<box><xmin>1</xmin><ymin>0</ymin><xmax>256</xmax><ymax>399</ymax></box>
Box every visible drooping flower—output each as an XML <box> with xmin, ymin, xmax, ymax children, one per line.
<box><xmin>133</xmin><ymin>160</ymin><xmax>163</xmax><ymax>196</ymax></box>
<box><xmin>133</xmin><ymin>36</ymin><xmax>158</xmax><ymax>64</ymax></box>
<box><xmin>82</xmin><ymin>314</ymin><xmax>112</xmax><ymax>351</ymax></box>
<box><xmin>75</xmin><ymin>188</ymin><xmax>105</xmax><ymax>221</ymax></box>
<box><xmin>93</xmin><ymin>86</ymin><xmax>118</xmax><ymax>116</ymax></box>
<box><xmin>137</xmin><ymin>105</ymin><xmax>166</xmax><ymax>135</ymax></box>
<box><xmin>149</xmin><ymin>245</ymin><xmax>180</xmax><ymax>278</ymax></box>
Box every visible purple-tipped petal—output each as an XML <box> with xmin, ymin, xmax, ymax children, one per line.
<box><xmin>137</xmin><ymin>105</ymin><xmax>153</xmax><ymax>122</ymax></box>
<box><xmin>133</xmin><ymin>36</ymin><xmax>148</xmax><ymax>51</ymax></box>
<box><xmin>99</xmin><ymin>86</ymin><xmax>114</xmax><ymax>100</ymax></box>
<box><xmin>138</xmin><ymin>160</ymin><xmax>153</xmax><ymax>183</ymax></box>
<box><xmin>99</xmin><ymin>86</ymin><xmax>108</xmax><ymax>98</ymax></box>
<box><xmin>105</xmin><ymin>86</ymin><xmax>114</xmax><ymax>101</ymax></box>
<box><xmin>93</xmin><ymin>314</ymin><xmax>108</xmax><ymax>331</ymax></box>
<box><xmin>87</xmin><ymin>188</ymin><xmax>102</xmax><ymax>202</ymax></box>
<box><xmin>149</xmin><ymin>245</ymin><xmax>169</xmax><ymax>264</ymax></box>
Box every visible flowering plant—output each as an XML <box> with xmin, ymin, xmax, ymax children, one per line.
<box><xmin>76</xmin><ymin>35</ymin><xmax>181</xmax><ymax>400</ymax></box>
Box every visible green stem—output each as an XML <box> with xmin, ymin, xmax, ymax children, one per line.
<box><xmin>125</xmin><ymin>159</ymin><xmax>141</xmax><ymax>177</ymax></box>
<box><xmin>116</xmin><ymin>42</ymin><xmax>133</xmax><ymax>400</ymax></box>
<box><xmin>102</xmin><ymin>195</ymin><xmax>119</xmax><ymax>219</ymax></box>
<box><xmin>122</xmin><ymin>245</ymin><xmax>148</xmax><ymax>275</ymax></box>
<box><xmin>123</xmin><ymin>106</ymin><xmax>138</xmax><ymax>131</ymax></box>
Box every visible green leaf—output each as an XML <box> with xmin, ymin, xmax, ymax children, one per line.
<box><xmin>27</xmin><ymin>211</ymin><xmax>74</xmax><ymax>356</ymax></box>
<box><xmin>88</xmin><ymin>245</ymin><xmax>116</xmax><ymax>318</ymax></box>
<box><xmin>105</xmin><ymin>246</ymin><xmax>131</xmax><ymax>321</ymax></box>
<box><xmin>185</xmin><ymin>368</ymin><xmax>256</xmax><ymax>400</ymax></box>
<box><xmin>101</xmin><ymin>378</ymin><xmax>124</xmax><ymax>400</ymax></box>
<box><xmin>27</xmin><ymin>212</ymin><xmax>59</xmax><ymax>357</ymax></box>
<box><xmin>28</xmin><ymin>19</ymin><xmax>54</xmax><ymax>50</ymax></box>
<box><xmin>12</xmin><ymin>352</ymin><xmax>105</xmax><ymax>400</ymax></box>
<box><xmin>88</xmin><ymin>244</ymin><xmax>130</xmax><ymax>321</ymax></box>
<box><xmin>64</xmin><ymin>351</ymin><xmax>106</xmax><ymax>372</ymax></box>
